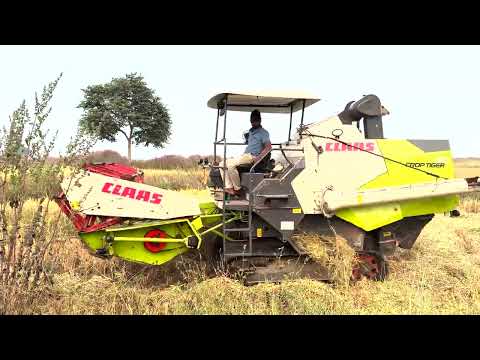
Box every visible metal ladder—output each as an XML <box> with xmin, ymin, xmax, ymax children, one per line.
<box><xmin>221</xmin><ymin>175</ymin><xmax>254</xmax><ymax>259</ymax></box>
<box><xmin>212</xmin><ymin>100</ymin><xmax>255</xmax><ymax>260</ymax></box>
<box><xmin>212</xmin><ymin>97</ymin><xmax>278</xmax><ymax>261</ymax></box>
<box><xmin>218</xmin><ymin>150</ymin><xmax>275</xmax><ymax>259</ymax></box>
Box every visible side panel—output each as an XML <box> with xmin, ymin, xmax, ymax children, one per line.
<box><xmin>253</xmin><ymin>161</ymin><xmax>305</xmax><ymax>242</ymax></box>
<box><xmin>336</xmin><ymin>139</ymin><xmax>459</xmax><ymax>231</ymax></box>
<box><xmin>360</xmin><ymin>139</ymin><xmax>455</xmax><ymax>188</ymax></box>
<box><xmin>291</xmin><ymin>116</ymin><xmax>387</xmax><ymax>214</ymax></box>
<box><xmin>62</xmin><ymin>170</ymin><xmax>201</xmax><ymax>220</ymax></box>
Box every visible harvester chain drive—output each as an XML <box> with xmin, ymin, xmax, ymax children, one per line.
<box><xmin>230</xmin><ymin>257</ymin><xmax>333</xmax><ymax>286</ymax></box>
<box><xmin>351</xmin><ymin>253</ymin><xmax>389</xmax><ymax>282</ymax></box>
<box><xmin>228</xmin><ymin>254</ymin><xmax>389</xmax><ymax>285</ymax></box>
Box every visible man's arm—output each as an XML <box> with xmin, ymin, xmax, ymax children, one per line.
<box><xmin>254</xmin><ymin>140</ymin><xmax>272</xmax><ymax>163</ymax></box>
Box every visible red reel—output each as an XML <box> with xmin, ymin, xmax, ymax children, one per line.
<box><xmin>144</xmin><ymin>229</ymin><xmax>168</xmax><ymax>253</ymax></box>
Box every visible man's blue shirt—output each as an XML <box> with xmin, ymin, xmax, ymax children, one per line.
<box><xmin>244</xmin><ymin>127</ymin><xmax>270</xmax><ymax>156</ymax></box>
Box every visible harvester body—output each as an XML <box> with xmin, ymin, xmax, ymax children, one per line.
<box><xmin>56</xmin><ymin>92</ymin><xmax>480</xmax><ymax>282</ymax></box>
<box><xmin>287</xmin><ymin>115</ymin><xmax>462</xmax><ymax>230</ymax></box>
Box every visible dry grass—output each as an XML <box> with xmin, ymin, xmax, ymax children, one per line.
<box><xmin>456</xmin><ymin>167</ymin><xmax>480</xmax><ymax>178</ymax></box>
<box><xmin>29</xmin><ymin>209</ymin><xmax>480</xmax><ymax>315</ymax></box>
<box><xmin>455</xmin><ymin>163</ymin><xmax>480</xmax><ymax>214</ymax></box>
<box><xmin>292</xmin><ymin>233</ymin><xmax>357</xmax><ymax>287</ymax></box>
<box><xmin>143</xmin><ymin>168</ymin><xmax>208</xmax><ymax>190</ymax></box>
<box><xmin>454</xmin><ymin>158</ymin><xmax>480</xmax><ymax>169</ymax></box>
<box><xmin>5</xmin><ymin>195</ymin><xmax>480</xmax><ymax>315</ymax></box>
<box><xmin>460</xmin><ymin>194</ymin><xmax>480</xmax><ymax>214</ymax></box>
<box><xmin>3</xmin><ymin>166</ymin><xmax>480</xmax><ymax>314</ymax></box>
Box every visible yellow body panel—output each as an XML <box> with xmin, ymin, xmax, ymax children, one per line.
<box><xmin>336</xmin><ymin>139</ymin><xmax>459</xmax><ymax>231</ymax></box>
<box><xmin>288</xmin><ymin>116</ymin><xmax>461</xmax><ymax>231</ymax></box>
<box><xmin>361</xmin><ymin>140</ymin><xmax>455</xmax><ymax>189</ymax></box>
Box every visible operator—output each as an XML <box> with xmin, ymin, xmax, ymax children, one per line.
<box><xmin>220</xmin><ymin>109</ymin><xmax>272</xmax><ymax>195</ymax></box>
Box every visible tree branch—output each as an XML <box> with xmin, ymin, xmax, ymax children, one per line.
<box><xmin>118</xmin><ymin>129</ymin><xmax>129</xmax><ymax>140</ymax></box>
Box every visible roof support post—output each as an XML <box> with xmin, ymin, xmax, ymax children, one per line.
<box><xmin>223</xmin><ymin>97</ymin><xmax>228</xmax><ymax>168</ymax></box>
<box><xmin>222</xmin><ymin>95</ymin><xmax>228</xmax><ymax>264</ymax></box>
<box><xmin>288</xmin><ymin>104</ymin><xmax>293</xmax><ymax>142</ymax></box>
<box><xmin>213</xmin><ymin>107</ymin><xmax>220</xmax><ymax>163</ymax></box>
<box><xmin>299</xmin><ymin>99</ymin><xmax>306</xmax><ymax>139</ymax></box>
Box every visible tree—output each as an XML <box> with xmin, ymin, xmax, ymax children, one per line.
<box><xmin>78</xmin><ymin>73</ymin><xmax>171</xmax><ymax>162</ymax></box>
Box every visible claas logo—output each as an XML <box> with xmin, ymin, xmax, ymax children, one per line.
<box><xmin>101</xmin><ymin>182</ymin><xmax>163</xmax><ymax>204</ymax></box>
<box><xmin>325</xmin><ymin>142</ymin><xmax>375</xmax><ymax>152</ymax></box>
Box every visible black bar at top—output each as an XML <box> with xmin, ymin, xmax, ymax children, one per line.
<box><xmin>226</xmin><ymin>104</ymin><xmax>291</xmax><ymax>108</ymax></box>
<box><xmin>214</xmin><ymin>141</ymin><xmax>284</xmax><ymax>146</ymax></box>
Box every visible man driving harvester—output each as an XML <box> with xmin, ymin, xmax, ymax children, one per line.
<box><xmin>220</xmin><ymin>109</ymin><xmax>272</xmax><ymax>196</ymax></box>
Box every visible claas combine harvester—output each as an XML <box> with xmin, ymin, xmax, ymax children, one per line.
<box><xmin>55</xmin><ymin>92</ymin><xmax>480</xmax><ymax>283</ymax></box>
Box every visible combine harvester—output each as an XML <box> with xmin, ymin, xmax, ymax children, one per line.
<box><xmin>56</xmin><ymin>92</ymin><xmax>480</xmax><ymax>283</ymax></box>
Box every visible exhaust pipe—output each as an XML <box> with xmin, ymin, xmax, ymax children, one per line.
<box><xmin>338</xmin><ymin>94</ymin><xmax>389</xmax><ymax>139</ymax></box>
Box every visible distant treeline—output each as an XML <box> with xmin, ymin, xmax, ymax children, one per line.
<box><xmin>82</xmin><ymin>150</ymin><xmax>220</xmax><ymax>169</ymax></box>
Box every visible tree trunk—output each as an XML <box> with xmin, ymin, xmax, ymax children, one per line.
<box><xmin>127</xmin><ymin>138</ymin><xmax>132</xmax><ymax>163</ymax></box>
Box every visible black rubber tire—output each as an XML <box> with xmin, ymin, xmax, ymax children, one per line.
<box><xmin>199</xmin><ymin>233</ymin><xmax>223</xmax><ymax>268</ymax></box>
<box><xmin>450</xmin><ymin>209</ymin><xmax>461</xmax><ymax>217</ymax></box>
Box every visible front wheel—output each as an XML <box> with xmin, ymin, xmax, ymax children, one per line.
<box><xmin>199</xmin><ymin>233</ymin><xmax>223</xmax><ymax>270</ymax></box>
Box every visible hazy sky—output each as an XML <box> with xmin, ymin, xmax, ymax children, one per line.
<box><xmin>0</xmin><ymin>45</ymin><xmax>478</xmax><ymax>159</ymax></box>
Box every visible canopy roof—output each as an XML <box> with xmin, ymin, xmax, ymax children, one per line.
<box><xmin>207</xmin><ymin>91</ymin><xmax>320</xmax><ymax>114</ymax></box>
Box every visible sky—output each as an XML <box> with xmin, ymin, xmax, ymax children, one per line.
<box><xmin>0</xmin><ymin>45</ymin><xmax>479</xmax><ymax>159</ymax></box>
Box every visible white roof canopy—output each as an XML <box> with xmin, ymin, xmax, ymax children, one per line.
<box><xmin>207</xmin><ymin>91</ymin><xmax>320</xmax><ymax>114</ymax></box>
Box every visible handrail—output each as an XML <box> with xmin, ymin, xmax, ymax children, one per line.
<box><xmin>249</xmin><ymin>148</ymin><xmax>273</xmax><ymax>173</ymax></box>
<box><xmin>248</xmin><ymin>147</ymin><xmax>303</xmax><ymax>173</ymax></box>
<box><xmin>215</xmin><ymin>141</ymin><xmax>285</xmax><ymax>146</ymax></box>
<box><xmin>280</xmin><ymin>144</ymin><xmax>293</xmax><ymax>167</ymax></box>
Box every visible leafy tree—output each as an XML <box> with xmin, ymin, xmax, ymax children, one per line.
<box><xmin>78</xmin><ymin>73</ymin><xmax>171</xmax><ymax>162</ymax></box>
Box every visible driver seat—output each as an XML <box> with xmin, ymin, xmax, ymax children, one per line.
<box><xmin>236</xmin><ymin>153</ymin><xmax>272</xmax><ymax>174</ymax></box>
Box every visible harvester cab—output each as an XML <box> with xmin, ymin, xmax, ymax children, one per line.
<box><xmin>207</xmin><ymin>91</ymin><xmax>319</xmax><ymax>191</ymax></box>
<box><xmin>56</xmin><ymin>91</ymin><xmax>480</xmax><ymax>285</ymax></box>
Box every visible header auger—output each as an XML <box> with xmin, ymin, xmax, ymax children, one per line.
<box><xmin>56</xmin><ymin>92</ymin><xmax>480</xmax><ymax>284</ymax></box>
